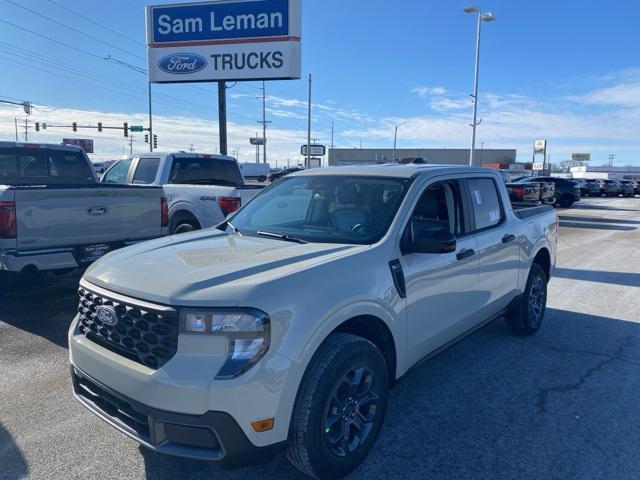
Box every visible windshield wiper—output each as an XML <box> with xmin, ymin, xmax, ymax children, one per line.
<box><xmin>256</xmin><ymin>231</ymin><xmax>308</xmax><ymax>244</ymax></box>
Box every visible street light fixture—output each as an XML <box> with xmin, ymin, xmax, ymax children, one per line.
<box><xmin>464</xmin><ymin>5</ymin><xmax>496</xmax><ymax>166</ymax></box>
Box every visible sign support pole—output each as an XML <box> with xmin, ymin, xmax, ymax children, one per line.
<box><xmin>306</xmin><ymin>74</ymin><xmax>312</xmax><ymax>168</ymax></box>
<box><xmin>218</xmin><ymin>81</ymin><xmax>228</xmax><ymax>156</ymax></box>
<box><xmin>148</xmin><ymin>82</ymin><xmax>154</xmax><ymax>153</ymax></box>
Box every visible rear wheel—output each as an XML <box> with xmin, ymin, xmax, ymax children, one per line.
<box><xmin>558</xmin><ymin>195</ymin><xmax>574</xmax><ymax>208</ymax></box>
<box><xmin>506</xmin><ymin>263</ymin><xmax>548</xmax><ymax>336</ymax></box>
<box><xmin>287</xmin><ymin>333</ymin><xmax>389</xmax><ymax>479</ymax></box>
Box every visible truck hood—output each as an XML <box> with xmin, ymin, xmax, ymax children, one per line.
<box><xmin>84</xmin><ymin>231</ymin><xmax>358</xmax><ymax>306</ymax></box>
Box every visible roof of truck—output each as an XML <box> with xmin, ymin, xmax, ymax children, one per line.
<box><xmin>292</xmin><ymin>164</ymin><xmax>496</xmax><ymax>179</ymax></box>
<box><xmin>0</xmin><ymin>141</ymin><xmax>84</xmax><ymax>152</ymax></box>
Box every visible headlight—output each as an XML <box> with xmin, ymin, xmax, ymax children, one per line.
<box><xmin>179</xmin><ymin>308</ymin><xmax>270</xmax><ymax>380</ymax></box>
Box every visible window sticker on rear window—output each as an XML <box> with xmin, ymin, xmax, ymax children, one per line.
<box><xmin>473</xmin><ymin>190</ymin><xmax>483</xmax><ymax>205</ymax></box>
<box><xmin>489</xmin><ymin>210</ymin><xmax>500</xmax><ymax>223</ymax></box>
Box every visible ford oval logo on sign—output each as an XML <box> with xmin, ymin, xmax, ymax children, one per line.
<box><xmin>96</xmin><ymin>306</ymin><xmax>118</xmax><ymax>327</ymax></box>
<box><xmin>158</xmin><ymin>53</ymin><xmax>207</xmax><ymax>74</ymax></box>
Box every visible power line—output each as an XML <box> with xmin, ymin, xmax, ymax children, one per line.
<box><xmin>5</xmin><ymin>0</ymin><xmax>146</xmax><ymax>61</ymax></box>
<box><xmin>46</xmin><ymin>0</ymin><xmax>143</xmax><ymax>47</ymax></box>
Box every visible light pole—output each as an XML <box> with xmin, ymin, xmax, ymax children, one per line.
<box><xmin>464</xmin><ymin>6</ymin><xmax>495</xmax><ymax>166</ymax></box>
<box><xmin>392</xmin><ymin>122</ymin><xmax>407</xmax><ymax>164</ymax></box>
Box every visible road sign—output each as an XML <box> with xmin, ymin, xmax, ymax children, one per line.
<box><xmin>534</xmin><ymin>140</ymin><xmax>546</xmax><ymax>154</ymax></box>
<box><xmin>250</xmin><ymin>137</ymin><xmax>265</xmax><ymax>145</ymax></box>
<box><xmin>146</xmin><ymin>0</ymin><xmax>301</xmax><ymax>83</ymax></box>
<box><xmin>572</xmin><ymin>153</ymin><xmax>591</xmax><ymax>162</ymax></box>
<box><xmin>532</xmin><ymin>162</ymin><xmax>545</xmax><ymax>171</ymax></box>
<box><xmin>130</xmin><ymin>125</ymin><xmax>144</xmax><ymax>133</ymax></box>
<box><xmin>301</xmin><ymin>144</ymin><xmax>326</xmax><ymax>156</ymax></box>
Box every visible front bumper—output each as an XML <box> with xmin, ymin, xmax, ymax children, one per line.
<box><xmin>71</xmin><ymin>366</ymin><xmax>285</xmax><ymax>464</ymax></box>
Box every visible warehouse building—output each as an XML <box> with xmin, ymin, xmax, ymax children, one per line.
<box><xmin>570</xmin><ymin>165</ymin><xmax>640</xmax><ymax>181</ymax></box>
<box><xmin>328</xmin><ymin>148</ymin><xmax>517</xmax><ymax>167</ymax></box>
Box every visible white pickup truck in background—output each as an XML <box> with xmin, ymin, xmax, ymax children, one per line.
<box><xmin>0</xmin><ymin>142</ymin><xmax>168</xmax><ymax>279</ymax></box>
<box><xmin>102</xmin><ymin>153</ymin><xmax>264</xmax><ymax>234</ymax></box>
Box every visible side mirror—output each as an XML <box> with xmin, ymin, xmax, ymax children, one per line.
<box><xmin>404</xmin><ymin>222</ymin><xmax>456</xmax><ymax>254</ymax></box>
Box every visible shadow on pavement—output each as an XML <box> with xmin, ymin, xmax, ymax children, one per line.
<box><xmin>0</xmin><ymin>272</ymin><xmax>81</xmax><ymax>348</ymax></box>
<box><xmin>559</xmin><ymin>221</ymin><xmax>636</xmax><ymax>231</ymax></box>
<box><xmin>0</xmin><ymin>423</ymin><xmax>29</xmax><ymax>480</ymax></box>
<box><xmin>140</xmin><ymin>308</ymin><xmax>640</xmax><ymax>480</ymax></box>
<box><xmin>558</xmin><ymin>215</ymin><xmax>640</xmax><ymax>225</ymax></box>
<box><xmin>553</xmin><ymin>267</ymin><xmax>640</xmax><ymax>288</ymax></box>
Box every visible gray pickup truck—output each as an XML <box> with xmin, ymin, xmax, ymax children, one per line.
<box><xmin>0</xmin><ymin>142</ymin><xmax>168</xmax><ymax>278</ymax></box>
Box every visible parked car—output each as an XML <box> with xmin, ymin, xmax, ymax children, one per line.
<box><xmin>102</xmin><ymin>153</ymin><xmax>264</xmax><ymax>234</ymax></box>
<box><xmin>520</xmin><ymin>176</ymin><xmax>580</xmax><ymax>207</ymax></box>
<box><xmin>600</xmin><ymin>179</ymin><xmax>622</xmax><ymax>196</ymax></box>
<box><xmin>0</xmin><ymin>142</ymin><xmax>168</xmax><ymax>278</ymax></box>
<box><xmin>633</xmin><ymin>180</ymin><xmax>640</xmax><ymax>195</ymax></box>
<box><xmin>70</xmin><ymin>164</ymin><xmax>557</xmax><ymax>479</ymax></box>
<box><xmin>239</xmin><ymin>163</ymin><xmax>271</xmax><ymax>182</ymax></box>
<box><xmin>620</xmin><ymin>180</ymin><xmax>636</xmax><ymax>197</ymax></box>
<box><xmin>268</xmin><ymin>166</ymin><xmax>304</xmax><ymax>181</ymax></box>
<box><xmin>574</xmin><ymin>179</ymin><xmax>600</xmax><ymax>197</ymax></box>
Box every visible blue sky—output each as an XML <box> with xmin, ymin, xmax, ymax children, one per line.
<box><xmin>1</xmin><ymin>0</ymin><xmax>639</xmax><ymax>166</ymax></box>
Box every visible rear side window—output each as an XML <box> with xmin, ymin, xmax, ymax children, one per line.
<box><xmin>468</xmin><ymin>178</ymin><xmax>503</xmax><ymax>230</ymax></box>
<box><xmin>0</xmin><ymin>149</ymin><xmax>94</xmax><ymax>185</ymax></box>
<box><xmin>168</xmin><ymin>157</ymin><xmax>243</xmax><ymax>186</ymax></box>
<box><xmin>132</xmin><ymin>158</ymin><xmax>160</xmax><ymax>184</ymax></box>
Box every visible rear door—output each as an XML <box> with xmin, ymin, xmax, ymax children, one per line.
<box><xmin>464</xmin><ymin>177</ymin><xmax>520</xmax><ymax>314</ymax></box>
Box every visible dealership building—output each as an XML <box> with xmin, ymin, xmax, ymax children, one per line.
<box><xmin>328</xmin><ymin>148</ymin><xmax>517</xmax><ymax>167</ymax></box>
<box><xmin>570</xmin><ymin>165</ymin><xmax>640</xmax><ymax>181</ymax></box>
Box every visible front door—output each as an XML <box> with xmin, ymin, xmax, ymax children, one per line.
<box><xmin>399</xmin><ymin>179</ymin><xmax>481</xmax><ymax>366</ymax></box>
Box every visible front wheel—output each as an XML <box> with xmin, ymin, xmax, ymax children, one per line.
<box><xmin>506</xmin><ymin>263</ymin><xmax>548</xmax><ymax>336</ymax></box>
<box><xmin>287</xmin><ymin>333</ymin><xmax>389</xmax><ymax>479</ymax></box>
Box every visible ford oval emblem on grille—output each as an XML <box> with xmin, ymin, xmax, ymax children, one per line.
<box><xmin>158</xmin><ymin>53</ymin><xmax>207</xmax><ymax>74</ymax></box>
<box><xmin>96</xmin><ymin>306</ymin><xmax>118</xmax><ymax>327</ymax></box>
<box><xmin>88</xmin><ymin>206</ymin><xmax>107</xmax><ymax>216</ymax></box>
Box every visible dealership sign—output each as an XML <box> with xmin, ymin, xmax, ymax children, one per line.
<box><xmin>572</xmin><ymin>153</ymin><xmax>591</xmax><ymax>162</ymax></box>
<box><xmin>301</xmin><ymin>144</ymin><xmax>326</xmax><ymax>156</ymax></box>
<box><xmin>62</xmin><ymin>138</ymin><xmax>94</xmax><ymax>154</ymax></box>
<box><xmin>146</xmin><ymin>0</ymin><xmax>301</xmax><ymax>83</ymax></box>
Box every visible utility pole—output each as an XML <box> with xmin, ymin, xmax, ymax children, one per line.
<box><xmin>24</xmin><ymin>117</ymin><xmax>28</xmax><ymax>141</ymax></box>
<box><xmin>307</xmin><ymin>74</ymin><xmax>312</xmax><ymax>168</ymax></box>
<box><xmin>258</xmin><ymin>81</ymin><xmax>271</xmax><ymax>164</ymax></box>
<box><xmin>331</xmin><ymin>122</ymin><xmax>335</xmax><ymax>149</ymax></box>
<box><xmin>148</xmin><ymin>82</ymin><xmax>154</xmax><ymax>152</ymax></box>
<box><xmin>218</xmin><ymin>81</ymin><xmax>228</xmax><ymax>156</ymax></box>
<box><xmin>14</xmin><ymin>117</ymin><xmax>18</xmax><ymax>141</ymax></box>
<box><xmin>129</xmin><ymin>134</ymin><xmax>134</xmax><ymax>155</ymax></box>
<box><xmin>188</xmin><ymin>144</ymin><xmax>195</xmax><ymax>152</ymax></box>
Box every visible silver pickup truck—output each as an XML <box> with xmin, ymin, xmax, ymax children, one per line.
<box><xmin>102</xmin><ymin>153</ymin><xmax>263</xmax><ymax>234</ymax></box>
<box><xmin>0</xmin><ymin>142</ymin><xmax>168</xmax><ymax>278</ymax></box>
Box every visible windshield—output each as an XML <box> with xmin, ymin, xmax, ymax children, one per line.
<box><xmin>169</xmin><ymin>156</ymin><xmax>243</xmax><ymax>186</ymax></box>
<box><xmin>227</xmin><ymin>175</ymin><xmax>411</xmax><ymax>245</ymax></box>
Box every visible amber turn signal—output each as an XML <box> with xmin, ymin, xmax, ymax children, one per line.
<box><xmin>251</xmin><ymin>418</ymin><xmax>275</xmax><ymax>432</ymax></box>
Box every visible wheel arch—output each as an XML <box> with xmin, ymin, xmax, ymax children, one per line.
<box><xmin>532</xmin><ymin>247</ymin><xmax>551</xmax><ymax>281</ymax></box>
<box><xmin>169</xmin><ymin>209</ymin><xmax>201</xmax><ymax>231</ymax></box>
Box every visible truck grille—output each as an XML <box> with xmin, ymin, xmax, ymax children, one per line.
<box><xmin>77</xmin><ymin>285</ymin><xmax>178</xmax><ymax>370</ymax></box>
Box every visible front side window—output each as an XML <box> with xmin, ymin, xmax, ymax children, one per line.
<box><xmin>468</xmin><ymin>178</ymin><xmax>504</xmax><ymax>230</ymax></box>
<box><xmin>409</xmin><ymin>181</ymin><xmax>464</xmax><ymax>238</ymax></box>
<box><xmin>228</xmin><ymin>175</ymin><xmax>410</xmax><ymax>245</ymax></box>
<box><xmin>103</xmin><ymin>159</ymin><xmax>133</xmax><ymax>184</ymax></box>
<box><xmin>132</xmin><ymin>158</ymin><xmax>160</xmax><ymax>184</ymax></box>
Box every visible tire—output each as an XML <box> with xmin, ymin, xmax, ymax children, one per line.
<box><xmin>506</xmin><ymin>263</ymin><xmax>548</xmax><ymax>336</ymax></box>
<box><xmin>258</xmin><ymin>176</ymin><xmax>267</xmax><ymax>183</ymax></box>
<box><xmin>287</xmin><ymin>333</ymin><xmax>389</xmax><ymax>479</ymax></box>
<box><xmin>173</xmin><ymin>222</ymin><xmax>198</xmax><ymax>235</ymax></box>
<box><xmin>559</xmin><ymin>195</ymin><xmax>574</xmax><ymax>208</ymax></box>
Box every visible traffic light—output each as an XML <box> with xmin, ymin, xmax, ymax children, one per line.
<box><xmin>144</xmin><ymin>134</ymin><xmax>149</xmax><ymax>144</ymax></box>
<box><xmin>97</xmin><ymin>122</ymin><xmax>103</xmax><ymax>132</ymax></box>
<box><xmin>123</xmin><ymin>122</ymin><xmax>128</xmax><ymax>138</ymax></box>
<box><xmin>72</xmin><ymin>122</ymin><xmax>77</xmax><ymax>132</ymax></box>
<box><xmin>153</xmin><ymin>135</ymin><xmax>158</xmax><ymax>149</ymax></box>
<box><xmin>35</xmin><ymin>122</ymin><xmax>40</xmax><ymax>132</ymax></box>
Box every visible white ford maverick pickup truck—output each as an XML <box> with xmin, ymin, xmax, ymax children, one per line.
<box><xmin>69</xmin><ymin>165</ymin><xmax>557</xmax><ymax>479</ymax></box>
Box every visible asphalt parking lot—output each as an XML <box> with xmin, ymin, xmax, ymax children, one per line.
<box><xmin>1</xmin><ymin>196</ymin><xmax>639</xmax><ymax>480</ymax></box>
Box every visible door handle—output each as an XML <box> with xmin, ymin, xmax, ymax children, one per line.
<box><xmin>456</xmin><ymin>249</ymin><xmax>475</xmax><ymax>261</ymax></box>
<box><xmin>502</xmin><ymin>234</ymin><xmax>516</xmax><ymax>244</ymax></box>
